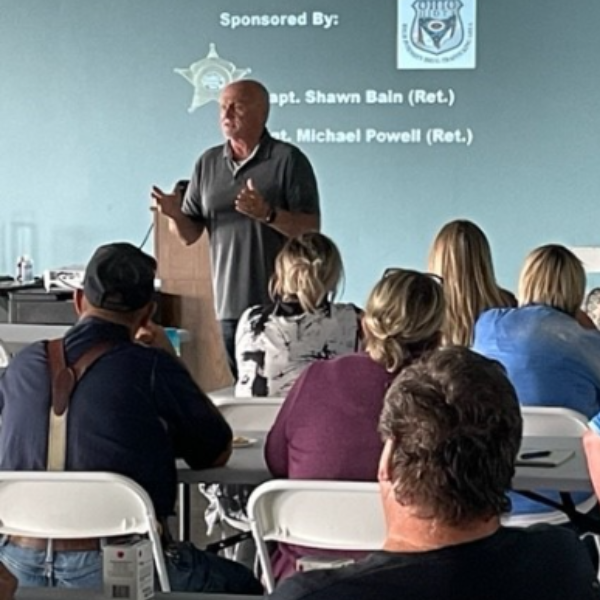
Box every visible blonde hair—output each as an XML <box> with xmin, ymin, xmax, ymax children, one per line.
<box><xmin>428</xmin><ymin>220</ymin><xmax>509</xmax><ymax>346</ymax></box>
<box><xmin>518</xmin><ymin>244</ymin><xmax>585</xmax><ymax>315</ymax></box>
<box><xmin>362</xmin><ymin>269</ymin><xmax>445</xmax><ymax>372</ymax></box>
<box><xmin>269</xmin><ymin>232</ymin><xmax>343</xmax><ymax>313</ymax></box>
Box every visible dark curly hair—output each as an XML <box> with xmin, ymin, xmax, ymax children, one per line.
<box><xmin>379</xmin><ymin>347</ymin><xmax>522</xmax><ymax>526</ymax></box>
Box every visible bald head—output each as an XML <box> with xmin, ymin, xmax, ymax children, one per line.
<box><xmin>225</xmin><ymin>80</ymin><xmax>270</xmax><ymax>117</ymax></box>
<box><xmin>220</xmin><ymin>80</ymin><xmax>270</xmax><ymax>145</ymax></box>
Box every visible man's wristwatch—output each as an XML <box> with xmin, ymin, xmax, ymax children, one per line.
<box><xmin>265</xmin><ymin>206</ymin><xmax>278</xmax><ymax>224</ymax></box>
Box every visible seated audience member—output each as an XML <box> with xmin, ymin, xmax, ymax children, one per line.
<box><xmin>204</xmin><ymin>232</ymin><xmax>361</xmax><ymax>542</ymax></box>
<box><xmin>235</xmin><ymin>232</ymin><xmax>361</xmax><ymax>397</ymax></box>
<box><xmin>269</xmin><ymin>348</ymin><xmax>600</xmax><ymax>600</ymax></box>
<box><xmin>473</xmin><ymin>244</ymin><xmax>600</xmax><ymax>517</ymax></box>
<box><xmin>428</xmin><ymin>219</ymin><xmax>516</xmax><ymax>346</ymax></box>
<box><xmin>0</xmin><ymin>242</ymin><xmax>261</xmax><ymax>594</ymax></box>
<box><xmin>265</xmin><ymin>268</ymin><xmax>444</xmax><ymax>580</ymax></box>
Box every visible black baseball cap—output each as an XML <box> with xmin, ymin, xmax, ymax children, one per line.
<box><xmin>83</xmin><ymin>242</ymin><xmax>157</xmax><ymax>312</ymax></box>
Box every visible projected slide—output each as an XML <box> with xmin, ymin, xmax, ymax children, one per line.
<box><xmin>172</xmin><ymin>1</ymin><xmax>477</xmax><ymax>148</ymax></box>
<box><xmin>1</xmin><ymin>0</ymin><xmax>599</xmax><ymax>298</ymax></box>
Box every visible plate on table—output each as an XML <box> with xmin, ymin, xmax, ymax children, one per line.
<box><xmin>232</xmin><ymin>435</ymin><xmax>258</xmax><ymax>449</ymax></box>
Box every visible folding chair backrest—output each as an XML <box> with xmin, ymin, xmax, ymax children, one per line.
<box><xmin>506</xmin><ymin>407</ymin><xmax>594</xmax><ymax>530</ymax></box>
<box><xmin>521</xmin><ymin>406</ymin><xmax>589</xmax><ymax>437</ymax></box>
<box><xmin>213</xmin><ymin>397</ymin><xmax>284</xmax><ymax>431</ymax></box>
<box><xmin>247</xmin><ymin>479</ymin><xmax>384</xmax><ymax>592</ymax></box>
<box><xmin>0</xmin><ymin>471</ymin><xmax>170</xmax><ymax>591</ymax></box>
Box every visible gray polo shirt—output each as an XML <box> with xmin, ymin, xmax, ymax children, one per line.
<box><xmin>182</xmin><ymin>130</ymin><xmax>320</xmax><ymax>320</ymax></box>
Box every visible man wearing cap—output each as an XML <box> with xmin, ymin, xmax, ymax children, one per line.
<box><xmin>0</xmin><ymin>242</ymin><xmax>259</xmax><ymax>592</ymax></box>
<box><xmin>152</xmin><ymin>80</ymin><xmax>320</xmax><ymax>377</ymax></box>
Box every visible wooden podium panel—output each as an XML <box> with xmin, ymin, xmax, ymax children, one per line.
<box><xmin>153</xmin><ymin>213</ymin><xmax>233</xmax><ymax>392</ymax></box>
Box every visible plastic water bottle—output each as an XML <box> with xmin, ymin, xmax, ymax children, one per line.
<box><xmin>16</xmin><ymin>255</ymin><xmax>34</xmax><ymax>284</ymax></box>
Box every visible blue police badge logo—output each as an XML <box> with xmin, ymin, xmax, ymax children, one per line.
<box><xmin>398</xmin><ymin>0</ymin><xmax>476</xmax><ymax>69</ymax></box>
<box><xmin>411</xmin><ymin>0</ymin><xmax>464</xmax><ymax>55</ymax></box>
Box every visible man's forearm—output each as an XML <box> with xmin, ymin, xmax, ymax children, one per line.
<box><xmin>268</xmin><ymin>210</ymin><xmax>320</xmax><ymax>238</ymax></box>
<box><xmin>168</xmin><ymin>213</ymin><xmax>205</xmax><ymax>245</ymax></box>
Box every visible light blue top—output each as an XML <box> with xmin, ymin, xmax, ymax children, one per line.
<box><xmin>473</xmin><ymin>304</ymin><xmax>600</xmax><ymax>515</ymax></box>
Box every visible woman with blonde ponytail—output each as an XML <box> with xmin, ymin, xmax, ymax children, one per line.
<box><xmin>235</xmin><ymin>232</ymin><xmax>361</xmax><ymax>396</ymax></box>
<box><xmin>265</xmin><ymin>269</ymin><xmax>445</xmax><ymax>581</ymax></box>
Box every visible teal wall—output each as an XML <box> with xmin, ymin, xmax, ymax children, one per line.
<box><xmin>2</xmin><ymin>0</ymin><xmax>599</xmax><ymax>304</ymax></box>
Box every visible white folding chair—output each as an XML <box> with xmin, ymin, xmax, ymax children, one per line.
<box><xmin>212</xmin><ymin>396</ymin><xmax>284</xmax><ymax>431</ymax></box>
<box><xmin>506</xmin><ymin>406</ymin><xmax>595</xmax><ymax>527</ymax></box>
<box><xmin>0</xmin><ymin>471</ymin><xmax>170</xmax><ymax>591</ymax></box>
<box><xmin>247</xmin><ymin>479</ymin><xmax>384</xmax><ymax>593</ymax></box>
<box><xmin>521</xmin><ymin>406</ymin><xmax>590</xmax><ymax>437</ymax></box>
<box><xmin>208</xmin><ymin>386</ymin><xmax>236</xmax><ymax>401</ymax></box>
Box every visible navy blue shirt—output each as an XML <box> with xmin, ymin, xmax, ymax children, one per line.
<box><xmin>0</xmin><ymin>317</ymin><xmax>232</xmax><ymax>517</ymax></box>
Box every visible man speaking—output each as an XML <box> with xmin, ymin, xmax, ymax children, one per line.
<box><xmin>152</xmin><ymin>80</ymin><xmax>320</xmax><ymax>377</ymax></box>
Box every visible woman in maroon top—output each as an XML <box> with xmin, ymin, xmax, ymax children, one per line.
<box><xmin>265</xmin><ymin>268</ymin><xmax>445</xmax><ymax>581</ymax></box>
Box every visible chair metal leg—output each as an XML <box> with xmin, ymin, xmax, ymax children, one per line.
<box><xmin>177</xmin><ymin>482</ymin><xmax>191</xmax><ymax>541</ymax></box>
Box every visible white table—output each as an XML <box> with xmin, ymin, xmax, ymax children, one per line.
<box><xmin>178</xmin><ymin>434</ymin><xmax>591</xmax><ymax>492</ymax></box>
<box><xmin>513</xmin><ymin>436</ymin><xmax>591</xmax><ymax>492</ymax></box>
<box><xmin>176</xmin><ymin>434</ymin><xmax>594</xmax><ymax>540</ymax></box>
<box><xmin>15</xmin><ymin>590</ymin><xmax>261</xmax><ymax>600</ymax></box>
<box><xmin>178</xmin><ymin>434</ymin><xmax>269</xmax><ymax>487</ymax></box>
<box><xmin>176</xmin><ymin>432</ymin><xmax>269</xmax><ymax>540</ymax></box>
